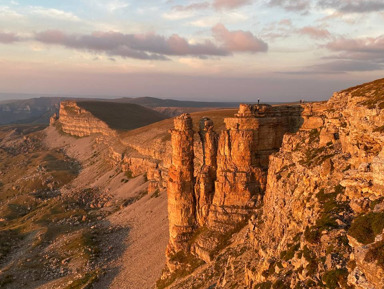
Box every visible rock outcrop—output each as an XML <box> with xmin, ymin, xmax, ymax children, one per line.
<box><xmin>165</xmin><ymin>104</ymin><xmax>304</xmax><ymax>267</ymax></box>
<box><xmin>58</xmin><ymin>101</ymin><xmax>115</xmax><ymax>137</ymax></box>
<box><xmin>195</xmin><ymin>117</ymin><xmax>217</xmax><ymax>226</ymax></box>
<box><xmin>160</xmin><ymin>78</ymin><xmax>384</xmax><ymax>289</ymax></box>
<box><xmin>167</xmin><ymin>114</ymin><xmax>196</xmax><ymax>253</ymax></box>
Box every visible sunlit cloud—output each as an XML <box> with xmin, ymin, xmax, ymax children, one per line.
<box><xmin>212</xmin><ymin>24</ymin><xmax>268</xmax><ymax>52</ymax></box>
<box><xmin>213</xmin><ymin>0</ymin><xmax>253</xmax><ymax>10</ymax></box>
<box><xmin>0</xmin><ymin>31</ymin><xmax>20</xmax><ymax>43</ymax></box>
<box><xmin>297</xmin><ymin>26</ymin><xmax>331</xmax><ymax>39</ymax></box>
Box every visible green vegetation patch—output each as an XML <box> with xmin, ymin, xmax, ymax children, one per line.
<box><xmin>254</xmin><ymin>281</ymin><xmax>272</xmax><ymax>289</ymax></box>
<box><xmin>303</xmin><ymin>246</ymin><xmax>318</xmax><ymax>275</ymax></box>
<box><xmin>365</xmin><ymin>240</ymin><xmax>384</xmax><ymax>269</ymax></box>
<box><xmin>348</xmin><ymin>212</ymin><xmax>384</xmax><ymax>244</ymax></box>
<box><xmin>77</xmin><ymin>101</ymin><xmax>167</xmax><ymax>131</ymax></box>
<box><xmin>156</xmin><ymin>251</ymin><xmax>204</xmax><ymax>289</ymax></box>
<box><xmin>262</xmin><ymin>261</ymin><xmax>276</xmax><ymax>278</ymax></box>
<box><xmin>373</xmin><ymin>125</ymin><xmax>384</xmax><ymax>133</ymax></box>
<box><xmin>305</xmin><ymin>186</ymin><xmax>349</xmax><ymax>244</ymax></box>
<box><xmin>299</xmin><ymin>145</ymin><xmax>335</xmax><ymax>168</ymax></box>
<box><xmin>343</xmin><ymin>78</ymin><xmax>384</xmax><ymax>108</ymax></box>
<box><xmin>371</xmin><ymin>197</ymin><xmax>384</xmax><ymax>210</ymax></box>
<box><xmin>280</xmin><ymin>243</ymin><xmax>300</xmax><ymax>261</ymax></box>
<box><xmin>272</xmin><ymin>279</ymin><xmax>287</xmax><ymax>289</ymax></box>
<box><xmin>150</xmin><ymin>189</ymin><xmax>160</xmax><ymax>198</ymax></box>
<box><xmin>322</xmin><ymin>268</ymin><xmax>349</xmax><ymax>289</ymax></box>
<box><xmin>309</xmin><ymin>129</ymin><xmax>320</xmax><ymax>144</ymax></box>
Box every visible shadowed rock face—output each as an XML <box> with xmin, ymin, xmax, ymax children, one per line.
<box><xmin>196</xmin><ymin>117</ymin><xmax>217</xmax><ymax>226</ymax></box>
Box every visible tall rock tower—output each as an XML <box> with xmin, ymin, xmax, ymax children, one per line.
<box><xmin>195</xmin><ymin>117</ymin><xmax>218</xmax><ymax>226</ymax></box>
<box><xmin>167</xmin><ymin>113</ymin><xmax>196</xmax><ymax>253</ymax></box>
<box><xmin>207</xmin><ymin>104</ymin><xmax>266</xmax><ymax>229</ymax></box>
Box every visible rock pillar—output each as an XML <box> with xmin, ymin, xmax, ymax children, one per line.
<box><xmin>208</xmin><ymin>104</ymin><xmax>267</xmax><ymax>229</ymax></box>
<box><xmin>195</xmin><ymin>117</ymin><xmax>218</xmax><ymax>226</ymax></box>
<box><xmin>167</xmin><ymin>113</ymin><xmax>196</xmax><ymax>253</ymax></box>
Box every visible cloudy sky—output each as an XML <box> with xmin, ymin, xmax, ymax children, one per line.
<box><xmin>0</xmin><ymin>0</ymin><xmax>383</xmax><ymax>101</ymax></box>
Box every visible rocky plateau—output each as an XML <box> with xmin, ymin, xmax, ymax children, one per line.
<box><xmin>0</xmin><ymin>78</ymin><xmax>383</xmax><ymax>289</ymax></box>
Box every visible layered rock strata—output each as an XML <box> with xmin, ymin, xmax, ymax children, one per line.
<box><xmin>167</xmin><ymin>114</ymin><xmax>196</xmax><ymax>253</ymax></box>
<box><xmin>166</xmin><ymin>104</ymin><xmax>304</xmax><ymax>260</ymax></box>
<box><xmin>195</xmin><ymin>117</ymin><xmax>218</xmax><ymax>226</ymax></box>
<box><xmin>58</xmin><ymin>101</ymin><xmax>115</xmax><ymax>137</ymax></box>
<box><xmin>161</xmin><ymin>78</ymin><xmax>384</xmax><ymax>289</ymax></box>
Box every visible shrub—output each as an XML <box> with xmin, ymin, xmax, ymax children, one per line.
<box><xmin>322</xmin><ymin>269</ymin><xmax>348</xmax><ymax>289</ymax></box>
<box><xmin>125</xmin><ymin>170</ymin><xmax>133</xmax><ymax>179</ymax></box>
<box><xmin>255</xmin><ymin>281</ymin><xmax>272</xmax><ymax>289</ymax></box>
<box><xmin>150</xmin><ymin>189</ymin><xmax>160</xmax><ymax>198</ymax></box>
<box><xmin>371</xmin><ymin>197</ymin><xmax>384</xmax><ymax>210</ymax></box>
<box><xmin>348</xmin><ymin>212</ymin><xmax>384</xmax><ymax>244</ymax></box>
<box><xmin>157</xmin><ymin>252</ymin><xmax>204</xmax><ymax>289</ymax></box>
<box><xmin>309</xmin><ymin>129</ymin><xmax>320</xmax><ymax>143</ymax></box>
<box><xmin>365</xmin><ymin>240</ymin><xmax>384</xmax><ymax>269</ymax></box>
<box><xmin>280</xmin><ymin>243</ymin><xmax>300</xmax><ymax>261</ymax></box>
<box><xmin>272</xmin><ymin>279</ymin><xmax>286</xmax><ymax>289</ymax></box>
<box><xmin>262</xmin><ymin>261</ymin><xmax>276</xmax><ymax>278</ymax></box>
<box><xmin>304</xmin><ymin>226</ymin><xmax>320</xmax><ymax>244</ymax></box>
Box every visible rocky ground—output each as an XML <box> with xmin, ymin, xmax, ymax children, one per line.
<box><xmin>0</xmin><ymin>124</ymin><xmax>168</xmax><ymax>289</ymax></box>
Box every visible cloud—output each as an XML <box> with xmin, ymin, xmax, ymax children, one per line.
<box><xmin>0</xmin><ymin>31</ymin><xmax>20</xmax><ymax>43</ymax></box>
<box><xmin>173</xmin><ymin>2</ymin><xmax>210</xmax><ymax>11</ymax></box>
<box><xmin>326</xmin><ymin>36</ymin><xmax>384</xmax><ymax>53</ymax></box>
<box><xmin>212</xmin><ymin>23</ymin><xmax>268</xmax><ymax>52</ymax></box>
<box><xmin>317</xmin><ymin>0</ymin><xmax>384</xmax><ymax>13</ymax></box>
<box><xmin>34</xmin><ymin>30</ymin><xmax>230</xmax><ymax>60</ymax></box>
<box><xmin>280</xmin><ymin>35</ymin><xmax>384</xmax><ymax>74</ymax></box>
<box><xmin>281</xmin><ymin>60</ymin><xmax>383</xmax><ymax>74</ymax></box>
<box><xmin>29</xmin><ymin>7</ymin><xmax>80</xmax><ymax>21</ymax></box>
<box><xmin>163</xmin><ymin>3</ymin><xmax>210</xmax><ymax>20</ymax></box>
<box><xmin>298</xmin><ymin>26</ymin><xmax>331</xmax><ymax>39</ymax></box>
<box><xmin>311</xmin><ymin>60</ymin><xmax>383</xmax><ymax>72</ymax></box>
<box><xmin>213</xmin><ymin>0</ymin><xmax>253</xmax><ymax>10</ymax></box>
<box><xmin>268</xmin><ymin>0</ymin><xmax>310</xmax><ymax>11</ymax></box>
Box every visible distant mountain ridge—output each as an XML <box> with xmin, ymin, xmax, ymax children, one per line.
<box><xmin>0</xmin><ymin>96</ymin><xmax>249</xmax><ymax>126</ymax></box>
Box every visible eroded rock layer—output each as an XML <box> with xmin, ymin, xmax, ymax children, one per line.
<box><xmin>167</xmin><ymin>114</ymin><xmax>196</xmax><ymax>253</ymax></box>
<box><xmin>161</xmin><ymin>78</ymin><xmax>384</xmax><ymax>289</ymax></box>
<box><xmin>166</xmin><ymin>104</ymin><xmax>304</xmax><ymax>265</ymax></box>
<box><xmin>58</xmin><ymin>101</ymin><xmax>115</xmax><ymax>137</ymax></box>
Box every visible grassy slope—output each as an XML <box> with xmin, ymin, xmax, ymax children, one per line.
<box><xmin>76</xmin><ymin>101</ymin><xmax>168</xmax><ymax>131</ymax></box>
<box><xmin>119</xmin><ymin>108</ymin><xmax>237</xmax><ymax>144</ymax></box>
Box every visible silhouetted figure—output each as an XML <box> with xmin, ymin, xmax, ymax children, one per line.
<box><xmin>258</xmin><ymin>99</ymin><xmax>260</xmax><ymax>105</ymax></box>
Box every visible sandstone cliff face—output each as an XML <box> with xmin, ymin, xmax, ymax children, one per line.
<box><xmin>58</xmin><ymin>101</ymin><xmax>115</xmax><ymax>137</ymax></box>
<box><xmin>167</xmin><ymin>114</ymin><xmax>196</xmax><ymax>253</ymax></box>
<box><xmin>163</xmin><ymin>104</ymin><xmax>304</xmax><ymax>276</ymax></box>
<box><xmin>160</xmin><ymin>79</ymin><xmax>384</xmax><ymax>289</ymax></box>
<box><xmin>195</xmin><ymin>117</ymin><xmax>217</xmax><ymax>227</ymax></box>
<box><xmin>57</xmin><ymin>101</ymin><xmax>168</xmax><ymax>194</ymax></box>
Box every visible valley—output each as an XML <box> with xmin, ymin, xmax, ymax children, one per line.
<box><xmin>0</xmin><ymin>78</ymin><xmax>383</xmax><ymax>289</ymax></box>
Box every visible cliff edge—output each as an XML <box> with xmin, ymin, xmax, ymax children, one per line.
<box><xmin>159</xmin><ymin>78</ymin><xmax>384</xmax><ymax>289</ymax></box>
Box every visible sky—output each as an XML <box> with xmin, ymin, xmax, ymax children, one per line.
<box><xmin>0</xmin><ymin>0</ymin><xmax>384</xmax><ymax>102</ymax></box>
